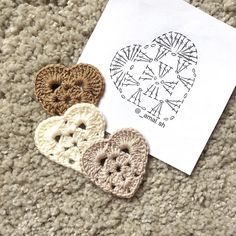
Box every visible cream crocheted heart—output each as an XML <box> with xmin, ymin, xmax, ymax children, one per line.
<box><xmin>35</xmin><ymin>103</ymin><xmax>106</xmax><ymax>172</ymax></box>
<box><xmin>81</xmin><ymin>129</ymin><xmax>148</xmax><ymax>198</ymax></box>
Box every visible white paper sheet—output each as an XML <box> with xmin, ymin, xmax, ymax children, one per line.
<box><xmin>79</xmin><ymin>0</ymin><xmax>236</xmax><ymax>174</ymax></box>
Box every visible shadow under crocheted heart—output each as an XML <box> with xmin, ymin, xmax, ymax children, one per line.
<box><xmin>81</xmin><ymin>129</ymin><xmax>148</xmax><ymax>198</ymax></box>
<box><xmin>35</xmin><ymin>64</ymin><xmax>105</xmax><ymax>115</ymax></box>
<box><xmin>34</xmin><ymin>103</ymin><xmax>106</xmax><ymax>173</ymax></box>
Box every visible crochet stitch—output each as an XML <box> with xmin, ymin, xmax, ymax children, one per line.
<box><xmin>34</xmin><ymin>103</ymin><xmax>106</xmax><ymax>173</ymax></box>
<box><xmin>81</xmin><ymin>129</ymin><xmax>148</xmax><ymax>198</ymax></box>
<box><xmin>35</xmin><ymin>64</ymin><xmax>105</xmax><ymax>115</ymax></box>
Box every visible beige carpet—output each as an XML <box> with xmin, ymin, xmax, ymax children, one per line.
<box><xmin>0</xmin><ymin>0</ymin><xmax>236</xmax><ymax>235</ymax></box>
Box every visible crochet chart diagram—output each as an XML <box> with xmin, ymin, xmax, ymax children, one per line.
<box><xmin>110</xmin><ymin>31</ymin><xmax>198</xmax><ymax>128</ymax></box>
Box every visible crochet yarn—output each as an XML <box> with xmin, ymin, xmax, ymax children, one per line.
<box><xmin>35</xmin><ymin>64</ymin><xmax>105</xmax><ymax>115</ymax></box>
<box><xmin>81</xmin><ymin>129</ymin><xmax>148</xmax><ymax>198</ymax></box>
<box><xmin>34</xmin><ymin>103</ymin><xmax>106</xmax><ymax>173</ymax></box>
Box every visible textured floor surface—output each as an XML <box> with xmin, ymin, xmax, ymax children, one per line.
<box><xmin>0</xmin><ymin>0</ymin><xmax>236</xmax><ymax>235</ymax></box>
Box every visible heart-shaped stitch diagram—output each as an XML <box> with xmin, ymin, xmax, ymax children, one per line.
<box><xmin>81</xmin><ymin>129</ymin><xmax>148</xmax><ymax>198</ymax></box>
<box><xmin>34</xmin><ymin>103</ymin><xmax>106</xmax><ymax>172</ymax></box>
<box><xmin>35</xmin><ymin>64</ymin><xmax>105</xmax><ymax>115</ymax></box>
<box><xmin>110</xmin><ymin>31</ymin><xmax>198</xmax><ymax>127</ymax></box>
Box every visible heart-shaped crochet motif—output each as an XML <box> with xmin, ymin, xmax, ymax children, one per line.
<box><xmin>81</xmin><ymin>129</ymin><xmax>148</xmax><ymax>198</ymax></box>
<box><xmin>35</xmin><ymin>103</ymin><xmax>105</xmax><ymax>172</ymax></box>
<box><xmin>110</xmin><ymin>31</ymin><xmax>198</xmax><ymax>127</ymax></box>
<box><xmin>35</xmin><ymin>64</ymin><xmax>105</xmax><ymax>115</ymax></box>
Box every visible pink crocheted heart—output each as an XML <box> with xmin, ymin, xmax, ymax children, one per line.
<box><xmin>81</xmin><ymin>128</ymin><xmax>148</xmax><ymax>198</ymax></box>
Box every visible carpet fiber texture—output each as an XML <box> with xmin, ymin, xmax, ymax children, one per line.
<box><xmin>0</xmin><ymin>0</ymin><xmax>236</xmax><ymax>235</ymax></box>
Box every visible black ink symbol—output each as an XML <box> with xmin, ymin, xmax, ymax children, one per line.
<box><xmin>112</xmin><ymin>71</ymin><xmax>126</xmax><ymax>89</ymax></box>
<box><xmin>143</xmin><ymin>84</ymin><xmax>159</xmax><ymax>100</ymax></box>
<box><xmin>154</xmin><ymin>45</ymin><xmax>170</xmax><ymax>61</ymax></box>
<box><xmin>148</xmin><ymin>100</ymin><xmax>164</xmax><ymax>119</ymax></box>
<box><xmin>161</xmin><ymin>80</ymin><xmax>178</xmax><ymax>96</ymax></box>
<box><xmin>122</xmin><ymin>73</ymin><xmax>140</xmax><ymax>87</ymax></box>
<box><xmin>128</xmin><ymin>88</ymin><xmax>143</xmax><ymax>107</ymax></box>
<box><xmin>135</xmin><ymin>108</ymin><xmax>141</xmax><ymax>114</ymax></box>
<box><xmin>192</xmin><ymin>68</ymin><xmax>197</xmax><ymax>77</ymax></box>
<box><xmin>139</xmin><ymin>65</ymin><xmax>155</xmax><ymax>81</ymax></box>
<box><xmin>122</xmin><ymin>45</ymin><xmax>141</xmax><ymax>61</ymax></box>
<box><xmin>153</xmin><ymin>31</ymin><xmax>198</xmax><ymax>64</ymax></box>
<box><xmin>159</xmin><ymin>62</ymin><xmax>173</xmax><ymax>78</ymax></box>
<box><xmin>117</xmin><ymin>44</ymin><xmax>152</xmax><ymax>63</ymax></box>
<box><xmin>134</xmin><ymin>49</ymin><xmax>153</xmax><ymax>63</ymax></box>
<box><xmin>165</xmin><ymin>99</ymin><xmax>183</xmax><ymax>114</ymax></box>
<box><xmin>176</xmin><ymin>57</ymin><xmax>191</xmax><ymax>74</ymax></box>
<box><xmin>177</xmin><ymin>75</ymin><xmax>195</xmax><ymax>92</ymax></box>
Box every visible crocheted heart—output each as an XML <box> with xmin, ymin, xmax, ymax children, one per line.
<box><xmin>110</xmin><ymin>31</ymin><xmax>198</xmax><ymax>125</ymax></box>
<box><xmin>35</xmin><ymin>64</ymin><xmax>105</xmax><ymax>115</ymax></box>
<box><xmin>81</xmin><ymin>129</ymin><xmax>148</xmax><ymax>198</ymax></box>
<box><xmin>35</xmin><ymin>103</ymin><xmax>105</xmax><ymax>172</ymax></box>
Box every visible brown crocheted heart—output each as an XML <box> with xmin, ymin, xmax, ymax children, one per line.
<box><xmin>35</xmin><ymin>64</ymin><xmax>105</xmax><ymax>115</ymax></box>
<box><xmin>81</xmin><ymin>129</ymin><xmax>148</xmax><ymax>198</ymax></box>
